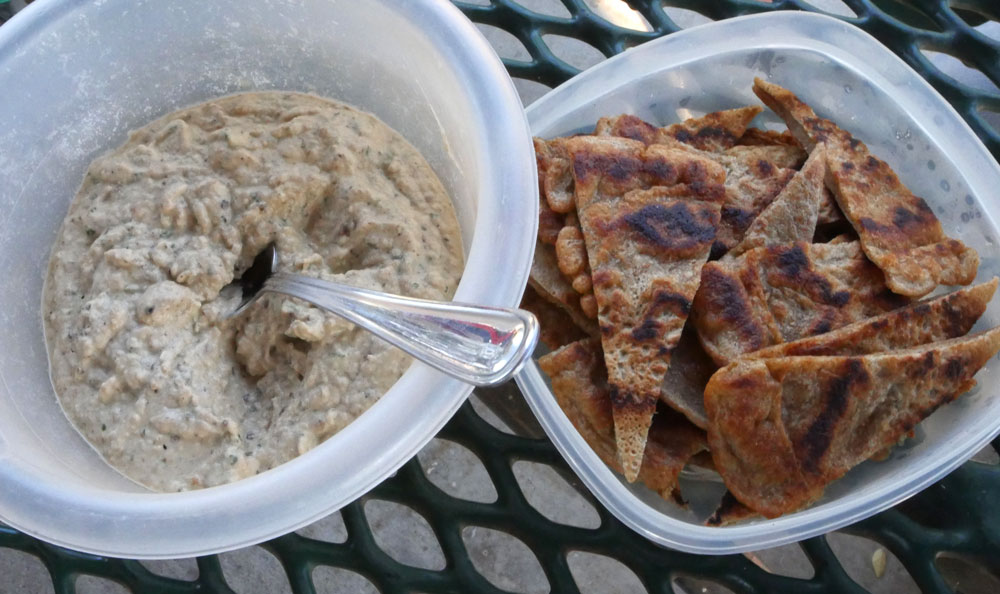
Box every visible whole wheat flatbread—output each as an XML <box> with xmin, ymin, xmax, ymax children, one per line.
<box><xmin>528</xmin><ymin>240</ymin><xmax>600</xmax><ymax>336</ymax></box>
<box><xmin>753</xmin><ymin>78</ymin><xmax>978</xmax><ymax>297</ymax></box>
<box><xmin>534</xmin><ymin>137</ymin><xmax>575</xmax><ymax>214</ymax></box>
<box><xmin>737</xmin><ymin>127</ymin><xmax>800</xmax><ymax>148</ymax></box>
<box><xmin>538</xmin><ymin>339</ymin><xmax>708</xmax><ymax>500</ymax></box>
<box><xmin>560</xmin><ymin>136</ymin><xmax>727</xmax><ymax>211</ymax></box>
<box><xmin>520</xmin><ymin>284</ymin><xmax>594</xmax><ymax>350</ymax></box>
<box><xmin>691</xmin><ymin>241</ymin><xmax>908</xmax><ymax>366</ymax></box>
<box><xmin>746</xmin><ymin>278</ymin><xmax>997</xmax><ymax>360</ymax></box>
<box><xmin>704</xmin><ymin>278</ymin><xmax>996</xmax><ymax>525</ymax></box>
<box><xmin>705</xmin><ymin>326</ymin><xmax>1000</xmax><ymax>517</ymax></box>
<box><xmin>595</xmin><ymin>107</ymin><xmax>762</xmax><ymax>152</ymax></box>
<box><xmin>659</xmin><ymin>323</ymin><xmax>716</xmax><ymax>429</ymax></box>
<box><xmin>727</xmin><ymin>147</ymin><xmax>827</xmax><ymax>258</ymax></box>
<box><xmin>580</xmin><ymin>186</ymin><xmax>721</xmax><ymax>481</ymax></box>
<box><xmin>712</xmin><ymin>147</ymin><xmax>798</xmax><ymax>257</ymax></box>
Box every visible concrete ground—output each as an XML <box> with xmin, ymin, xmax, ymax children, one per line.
<box><xmin>3</xmin><ymin>0</ymin><xmax>1000</xmax><ymax>592</ymax></box>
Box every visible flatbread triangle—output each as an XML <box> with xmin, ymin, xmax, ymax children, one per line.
<box><xmin>752</xmin><ymin>78</ymin><xmax>978</xmax><ymax>297</ymax></box>
<box><xmin>705</xmin><ymin>326</ymin><xmax>1000</xmax><ymax>517</ymax></box>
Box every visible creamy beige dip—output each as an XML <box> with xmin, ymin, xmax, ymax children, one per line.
<box><xmin>43</xmin><ymin>92</ymin><xmax>464</xmax><ymax>492</ymax></box>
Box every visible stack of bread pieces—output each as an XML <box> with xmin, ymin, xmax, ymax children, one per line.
<box><xmin>525</xmin><ymin>78</ymin><xmax>1000</xmax><ymax>523</ymax></box>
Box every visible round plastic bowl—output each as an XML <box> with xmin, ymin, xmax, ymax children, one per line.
<box><xmin>0</xmin><ymin>0</ymin><xmax>536</xmax><ymax>558</ymax></box>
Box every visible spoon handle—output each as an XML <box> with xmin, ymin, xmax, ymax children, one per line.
<box><xmin>263</xmin><ymin>272</ymin><xmax>539</xmax><ymax>386</ymax></box>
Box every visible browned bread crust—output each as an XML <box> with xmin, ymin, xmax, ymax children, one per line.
<box><xmin>753</xmin><ymin>78</ymin><xmax>978</xmax><ymax>297</ymax></box>
<box><xmin>705</xmin><ymin>327</ymin><xmax>1000</xmax><ymax>517</ymax></box>
<box><xmin>692</xmin><ymin>241</ymin><xmax>907</xmax><ymax>365</ymax></box>
<box><xmin>538</xmin><ymin>339</ymin><xmax>708</xmax><ymax>499</ymax></box>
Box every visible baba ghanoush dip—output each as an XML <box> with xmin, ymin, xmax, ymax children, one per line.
<box><xmin>43</xmin><ymin>92</ymin><xmax>464</xmax><ymax>492</ymax></box>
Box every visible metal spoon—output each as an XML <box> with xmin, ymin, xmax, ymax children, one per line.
<box><xmin>224</xmin><ymin>244</ymin><xmax>539</xmax><ymax>386</ymax></box>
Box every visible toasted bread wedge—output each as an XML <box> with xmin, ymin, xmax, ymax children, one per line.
<box><xmin>520</xmin><ymin>284</ymin><xmax>594</xmax><ymax>350</ymax></box>
<box><xmin>746</xmin><ymin>278</ymin><xmax>997</xmax><ymax>360</ymax></box>
<box><xmin>559</xmin><ymin>136</ymin><xmax>727</xmax><ymax>211</ymax></box>
<box><xmin>529</xmin><ymin>240</ymin><xmax>600</xmax><ymax>336</ymax></box>
<box><xmin>737</xmin><ymin>127</ymin><xmax>800</xmax><ymax>148</ymax></box>
<box><xmin>727</xmin><ymin>147</ymin><xmax>827</xmax><ymax>258</ymax></box>
<box><xmin>595</xmin><ymin>107</ymin><xmax>762</xmax><ymax>152</ymax></box>
<box><xmin>534</xmin><ymin>137</ymin><xmax>575</xmax><ymax>214</ymax></box>
<box><xmin>580</xmin><ymin>186</ymin><xmax>721</xmax><ymax>480</ymax></box>
<box><xmin>705</xmin><ymin>278</ymin><xmax>996</xmax><ymax>525</ymax></box>
<box><xmin>712</xmin><ymin>147</ymin><xmax>798</xmax><ymax>257</ymax></box>
<box><xmin>659</xmin><ymin>323</ymin><xmax>716</xmax><ymax>429</ymax></box>
<box><xmin>692</xmin><ymin>241</ymin><xmax>908</xmax><ymax>366</ymax></box>
<box><xmin>753</xmin><ymin>78</ymin><xmax>978</xmax><ymax>297</ymax></box>
<box><xmin>724</xmin><ymin>144</ymin><xmax>806</xmax><ymax>169</ymax></box>
<box><xmin>705</xmin><ymin>327</ymin><xmax>1000</xmax><ymax>517</ymax></box>
<box><xmin>538</xmin><ymin>339</ymin><xmax>708</xmax><ymax>499</ymax></box>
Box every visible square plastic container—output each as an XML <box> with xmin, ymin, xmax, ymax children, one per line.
<box><xmin>0</xmin><ymin>0</ymin><xmax>536</xmax><ymax>558</ymax></box>
<box><xmin>516</xmin><ymin>11</ymin><xmax>1000</xmax><ymax>554</ymax></box>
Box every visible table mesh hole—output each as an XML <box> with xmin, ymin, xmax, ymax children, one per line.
<box><xmin>567</xmin><ymin>551</ymin><xmax>645</xmax><ymax>594</ymax></box>
<box><xmin>418</xmin><ymin>438</ymin><xmax>498</xmax><ymax>503</ymax></box>
<box><xmin>801</xmin><ymin>0</ymin><xmax>858</xmax><ymax>18</ymax></box>
<box><xmin>512</xmin><ymin>461</ymin><xmax>601</xmax><ymax>528</ymax></box>
<box><xmin>662</xmin><ymin>6</ymin><xmax>713</xmax><ymax>29</ymax></box>
<box><xmin>827</xmin><ymin>533</ymin><xmax>919</xmax><ymax>594</ymax></box>
<box><xmin>477</xmin><ymin>24</ymin><xmax>533</xmax><ymax>62</ymax></box>
<box><xmin>461</xmin><ymin>526</ymin><xmax>549</xmax><ymax>594</ymax></box>
<box><xmin>920</xmin><ymin>49</ymin><xmax>1000</xmax><ymax>94</ymax></box>
<box><xmin>297</xmin><ymin>511</ymin><xmax>349</xmax><ymax>544</ymax></box>
<box><xmin>935</xmin><ymin>552</ymin><xmax>1000</xmax><ymax>594</ymax></box>
<box><xmin>971</xmin><ymin>443</ymin><xmax>1000</xmax><ymax>465</ymax></box>
<box><xmin>219</xmin><ymin>546</ymin><xmax>293</xmax><ymax>594</ymax></box>
<box><xmin>0</xmin><ymin>548</ymin><xmax>54</xmax><ymax>594</ymax></box>
<box><xmin>977</xmin><ymin>104</ymin><xmax>1000</xmax><ymax>138</ymax></box>
<box><xmin>745</xmin><ymin>543</ymin><xmax>815</xmax><ymax>579</ymax></box>
<box><xmin>587</xmin><ymin>2</ymin><xmax>650</xmax><ymax>32</ymax></box>
<box><xmin>975</xmin><ymin>20</ymin><xmax>1000</xmax><ymax>42</ymax></box>
<box><xmin>513</xmin><ymin>0</ymin><xmax>571</xmax><ymax>19</ymax></box>
<box><xmin>363</xmin><ymin>500</ymin><xmax>446</xmax><ymax>571</ymax></box>
<box><xmin>469</xmin><ymin>394</ymin><xmax>520</xmax><ymax>435</ymax></box>
<box><xmin>950</xmin><ymin>2</ymin><xmax>999</xmax><ymax>30</ymax></box>
<box><xmin>75</xmin><ymin>575</ymin><xmax>131</xmax><ymax>594</ymax></box>
<box><xmin>311</xmin><ymin>566</ymin><xmax>380</xmax><ymax>594</ymax></box>
<box><xmin>139</xmin><ymin>558</ymin><xmax>199</xmax><ymax>582</ymax></box>
<box><xmin>514</xmin><ymin>79</ymin><xmax>554</xmax><ymax>106</ymax></box>
<box><xmin>873</xmin><ymin>0</ymin><xmax>945</xmax><ymax>31</ymax></box>
<box><xmin>671</xmin><ymin>575</ymin><xmax>737</xmax><ymax>594</ymax></box>
<box><xmin>541</xmin><ymin>35</ymin><xmax>607</xmax><ymax>71</ymax></box>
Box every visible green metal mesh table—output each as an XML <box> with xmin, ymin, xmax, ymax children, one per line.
<box><xmin>2</xmin><ymin>1</ymin><xmax>1000</xmax><ymax>592</ymax></box>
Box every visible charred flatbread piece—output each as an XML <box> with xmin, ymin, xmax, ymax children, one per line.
<box><xmin>538</xmin><ymin>339</ymin><xmax>708</xmax><ymax>499</ymax></box>
<box><xmin>561</xmin><ymin>136</ymin><xmax>727</xmax><ymax>211</ymax></box>
<box><xmin>534</xmin><ymin>137</ymin><xmax>575</xmax><ymax>214</ymax></box>
<box><xmin>712</xmin><ymin>146</ymin><xmax>798</xmax><ymax>257</ymax></box>
<box><xmin>706</xmin><ymin>492</ymin><xmax>758</xmax><ymax>527</ymax></box>
<box><xmin>724</xmin><ymin>144</ymin><xmax>806</xmax><ymax>170</ymax></box>
<box><xmin>704</xmin><ymin>278</ymin><xmax>997</xmax><ymax>526</ymax></box>
<box><xmin>659</xmin><ymin>323</ymin><xmax>716</xmax><ymax>430</ymax></box>
<box><xmin>738</xmin><ymin>127</ymin><xmax>800</xmax><ymax>148</ymax></box>
<box><xmin>692</xmin><ymin>241</ymin><xmax>908</xmax><ymax>366</ymax></box>
<box><xmin>705</xmin><ymin>326</ymin><xmax>1000</xmax><ymax>517</ymax></box>
<box><xmin>753</xmin><ymin>78</ymin><xmax>978</xmax><ymax>297</ymax></box>
<box><xmin>580</xmin><ymin>186</ymin><xmax>721</xmax><ymax>481</ymax></box>
<box><xmin>746</xmin><ymin>278</ymin><xmax>997</xmax><ymax>360</ymax></box>
<box><xmin>520</xmin><ymin>284</ymin><xmax>593</xmax><ymax>350</ymax></box>
<box><xmin>595</xmin><ymin>107</ymin><xmax>762</xmax><ymax>152</ymax></box>
<box><xmin>529</xmin><ymin>240</ymin><xmax>600</xmax><ymax>336</ymax></box>
<box><xmin>727</xmin><ymin>147</ymin><xmax>827</xmax><ymax>258</ymax></box>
